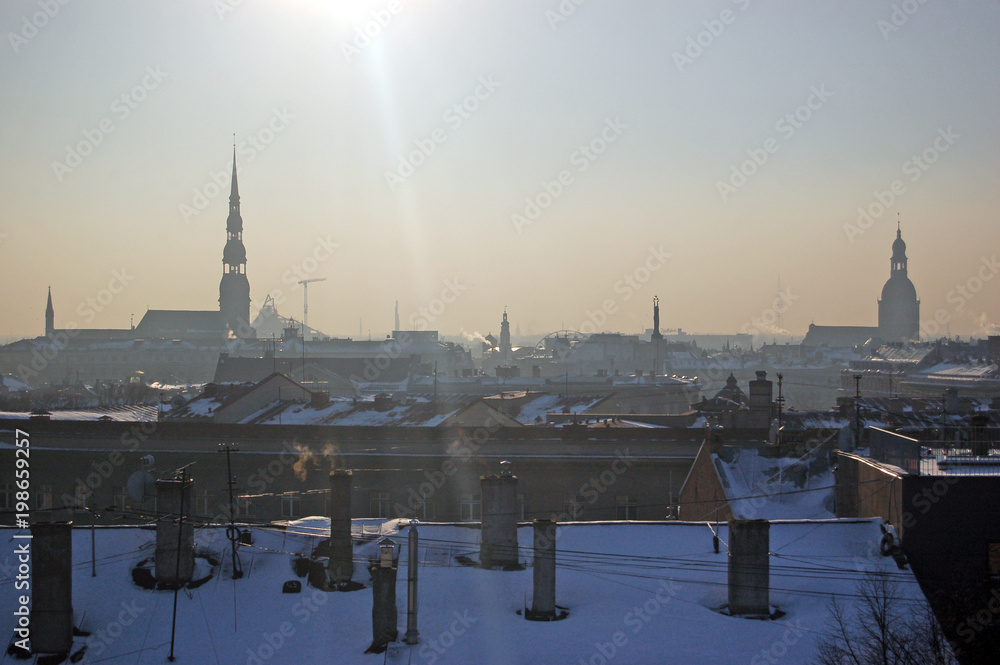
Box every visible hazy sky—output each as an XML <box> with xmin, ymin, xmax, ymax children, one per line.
<box><xmin>2</xmin><ymin>0</ymin><xmax>998</xmax><ymax>343</ymax></box>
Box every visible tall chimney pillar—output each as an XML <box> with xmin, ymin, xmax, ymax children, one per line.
<box><xmin>480</xmin><ymin>461</ymin><xmax>518</xmax><ymax>569</ymax></box>
<box><xmin>328</xmin><ymin>470</ymin><xmax>353</xmax><ymax>586</ymax></box>
<box><xmin>155</xmin><ymin>477</ymin><xmax>194</xmax><ymax>586</ymax></box>
<box><xmin>728</xmin><ymin>519</ymin><xmax>770</xmax><ymax>617</ymax></box>
<box><xmin>30</xmin><ymin>522</ymin><xmax>73</xmax><ymax>653</ymax></box>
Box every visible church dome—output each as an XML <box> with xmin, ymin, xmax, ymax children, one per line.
<box><xmin>223</xmin><ymin>238</ymin><xmax>247</xmax><ymax>265</ymax></box>
<box><xmin>880</xmin><ymin>274</ymin><xmax>917</xmax><ymax>303</ymax></box>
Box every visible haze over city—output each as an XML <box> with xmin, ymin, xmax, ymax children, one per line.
<box><xmin>2</xmin><ymin>0</ymin><xmax>998</xmax><ymax>342</ymax></box>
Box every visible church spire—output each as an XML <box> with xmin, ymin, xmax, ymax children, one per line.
<box><xmin>230</xmin><ymin>146</ymin><xmax>239</xmax><ymax>202</ymax></box>
<box><xmin>45</xmin><ymin>286</ymin><xmax>54</xmax><ymax>337</ymax></box>
<box><xmin>220</xmin><ymin>147</ymin><xmax>252</xmax><ymax>338</ymax></box>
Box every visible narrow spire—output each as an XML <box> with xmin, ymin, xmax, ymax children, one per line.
<box><xmin>45</xmin><ymin>286</ymin><xmax>54</xmax><ymax>337</ymax></box>
<box><xmin>230</xmin><ymin>146</ymin><xmax>239</xmax><ymax>202</ymax></box>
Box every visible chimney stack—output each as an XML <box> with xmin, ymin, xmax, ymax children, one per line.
<box><xmin>366</xmin><ymin>540</ymin><xmax>398</xmax><ymax>654</ymax></box>
<box><xmin>480</xmin><ymin>461</ymin><xmax>519</xmax><ymax>569</ymax></box>
<box><xmin>30</xmin><ymin>522</ymin><xmax>73</xmax><ymax>653</ymax></box>
<box><xmin>528</xmin><ymin>519</ymin><xmax>557</xmax><ymax>620</ymax></box>
<box><xmin>155</xmin><ymin>477</ymin><xmax>194</xmax><ymax>586</ymax></box>
<box><xmin>328</xmin><ymin>470</ymin><xmax>353</xmax><ymax>586</ymax></box>
<box><xmin>728</xmin><ymin>519</ymin><xmax>770</xmax><ymax>617</ymax></box>
<box><xmin>748</xmin><ymin>371</ymin><xmax>773</xmax><ymax>429</ymax></box>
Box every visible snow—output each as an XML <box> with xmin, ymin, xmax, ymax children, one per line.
<box><xmin>0</xmin><ymin>518</ymin><xmax>930</xmax><ymax>664</ymax></box>
<box><xmin>714</xmin><ymin>447</ymin><xmax>836</xmax><ymax>520</ymax></box>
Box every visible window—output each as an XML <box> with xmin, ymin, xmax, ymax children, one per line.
<box><xmin>369</xmin><ymin>490</ymin><xmax>390</xmax><ymax>518</ymax></box>
<box><xmin>460</xmin><ymin>493</ymin><xmax>481</xmax><ymax>521</ymax></box>
<box><xmin>989</xmin><ymin>543</ymin><xmax>1000</xmax><ymax>582</ymax></box>
<box><xmin>36</xmin><ymin>484</ymin><xmax>53</xmax><ymax>511</ymax></box>
<box><xmin>616</xmin><ymin>495</ymin><xmax>637</xmax><ymax>521</ymax></box>
<box><xmin>236</xmin><ymin>496</ymin><xmax>251</xmax><ymax>518</ymax></box>
<box><xmin>73</xmin><ymin>485</ymin><xmax>92</xmax><ymax>509</ymax></box>
<box><xmin>113</xmin><ymin>486</ymin><xmax>127</xmax><ymax>512</ymax></box>
<box><xmin>0</xmin><ymin>484</ymin><xmax>13</xmax><ymax>510</ymax></box>
<box><xmin>564</xmin><ymin>495</ymin><xmax>583</xmax><ymax>521</ymax></box>
<box><xmin>517</xmin><ymin>494</ymin><xmax>526</xmax><ymax>521</ymax></box>
<box><xmin>281</xmin><ymin>492</ymin><xmax>300</xmax><ymax>518</ymax></box>
<box><xmin>195</xmin><ymin>489</ymin><xmax>210</xmax><ymax>516</ymax></box>
<box><xmin>415</xmin><ymin>499</ymin><xmax>435</xmax><ymax>520</ymax></box>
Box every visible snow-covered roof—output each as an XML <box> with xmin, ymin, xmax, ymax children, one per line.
<box><xmin>713</xmin><ymin>447</ymin><xmax>835</xmax><ymax>520</ymax></box>
<box><xmin>0</xmin><ymin>518</ymin><xmax>933</xmax><ymax>664</ymax></box>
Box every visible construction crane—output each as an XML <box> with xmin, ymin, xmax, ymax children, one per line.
<box><xmin>298</xmin><ymin>278</ymin><xmax>326</xmax><ymax>340</ymax></box>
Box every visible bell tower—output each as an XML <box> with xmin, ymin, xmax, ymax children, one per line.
<box><xmin>219</xmin><ymin>148</ymin><xmax>252</xmax><ymax>337</ymax></box>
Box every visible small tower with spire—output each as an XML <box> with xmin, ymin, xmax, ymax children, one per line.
<box><xmin>45</xmin><ymin>287</ymin><xmax>54</xmax><ymax>337</ymax></box>
<box><xmin>219</xmin><ymin>147</ymin><xmax>252</xmax><ymax>338</ymax></box>
<box><xmin>499</xmin><ymin>308</ymin><xmax>513</xmax><ymax>365</ymax></box>
<box><xmin>877</xmin><ymin>219</ymin><xmax>920</xmax><ymax>342</ymax></box>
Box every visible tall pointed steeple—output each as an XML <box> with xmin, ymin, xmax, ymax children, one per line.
<box><xmin>45</xmin><ymin>287</ymin><xmax>54</xmax><ymax>337</ymax></box>
<box><xmin>220</xmin><ymin>146</ymin><xmax>252</xmax><ymax>338</ymax></box>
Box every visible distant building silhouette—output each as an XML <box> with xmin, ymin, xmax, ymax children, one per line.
<box><xmin>45</xmin><ymin>286</ymin><xmax>54</xmax><ymax>337</ymax></box>
<box><xmin>803</xmin><ymin>226</ymin><xmax>920</xmax><ymax>347</ymax></box>
<box><xmin>500</xmin><ymin>309</ymin><xmax>513</xmax><ymax>365</ymax></box>
<box><xmin>651</xmin><ymin>296</ymin><xmax>663</xmax><ymax>341</ymax></box>
<box><xmin>877</xmin><ymin>224</ymin><xmax>920</xmax><ymax>342</ymax></box>
<box><xmin>219</xmin><ymin>149</ymin><xmax>253</xmax><ymax>338</ymax></box>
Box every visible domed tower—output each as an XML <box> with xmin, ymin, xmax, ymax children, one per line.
<box><xmin>219</xmin><ymin>148</ymin><xmax>252</xmax><ymax>337</ymax></box>
<box><xmin>877</xmin><ymin>223</ymin><xmax>919</xmax><ymax>342</ymax></box>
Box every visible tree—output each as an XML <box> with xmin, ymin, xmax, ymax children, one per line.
<box><xmin>815</xmin><ymin>570</ymin><xmax>957</xmax><ymax>665</ymax></box>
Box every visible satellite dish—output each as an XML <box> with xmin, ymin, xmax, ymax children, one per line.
<box><xmin>141</xmin><ymin>455</ymin><xmax>155</xmax><ymax>468</ymax></box>
<box><xmin>126</xmin><ymin>470</ymin><xmax>156</xmax><ymax>503</ymax></box>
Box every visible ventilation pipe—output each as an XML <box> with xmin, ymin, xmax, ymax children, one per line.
<box><xmin>155</xmin><ymin>477</ymin><xmax>194</xmax><ymax>586</ymax></box>
<box><xmin>30</xmin><ymin>522</ymin><xmax>73</xmax><ymax>653</ymax></box>
<box><xmin>403</xmin><ymin>525</ymin><xmax>420</xmax><ymax>644</ymax></box>
<box><xmin>728</xmin><ymin>519</ymin><xmax>770</xmax><ymax>617</ymax></box>
<box><xmin>480</xmin><ymin>461</ymin><xmax>518</xmax><ymax>568</ymax></box>
<box><xmin>529</xmin><ymin>519</ymin><xmax>557</xmax><ymax>620</ymax></box>
<box><xmin>328</xmin><ymin>470</ymin><xmax>353</xmax><ymax>586</ymax></box>
<box><xmin>367</xmin><ymin>540</ymin><xmax>398</xmax><ymax>653</ymax></box>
